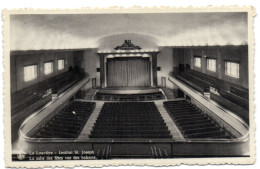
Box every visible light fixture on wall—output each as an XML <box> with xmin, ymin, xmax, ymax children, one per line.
<box><xmin>203</xmin><ymin>51</ymin><xmax>207</xmax><ymax>58</ymax></box>
<box><xmin>107</xmin><ymin>54</ymin><xmax>114</xmax><ymax>58</ymax></box>
<box><xmin>203</xmin><ymin>43</ymin><xmax>208</xmax><ymax>58</ymax></box>
<box><xmin>142</xmin><ymin>54</ymin><xmax>150</xmax><ymax>57</ymax></box>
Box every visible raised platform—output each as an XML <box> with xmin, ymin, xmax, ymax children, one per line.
<box><xmin>97</xmin><ymin>87</ymin><xmax>159</xmax><ymax>94</ymax></box>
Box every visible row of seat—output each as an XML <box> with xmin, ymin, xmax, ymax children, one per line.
<box><xmin>171</xmin><ymin>69</ymin><xmax>249</xmax><ymax>124</ymax></box>
<box><xmin>175</xmin><ymin>72</ymin><xmax>211</xmax><ymax>93</ymax></box>
<box><xmin>219</xmin><ymin>90</ymin><xmax>249</xmax><ymax>110</ymax></box>
<box><xmin>186</xmin><ymin>69</ymin><xmax>216</xmax><ymax>87</ymax></box>
<box><xmin>186</xmin><ymin>69</ymin><xmax>249</xmax><ymax>99</ymax></box>
<box><xmin>230</xmin><ymin>86</ymin><xmax>249</xmax><ymax>100</ymax></box>
<box><xmin>11</xmin><ymin>70</ymin><xmax>86</xmax><ymax>115</ymax></box>
<box><xmin>94</xmin><ymin>92</ymin><xmax>165</xmax><ymax>101</ymax></box>
<box><xmin>163</xmin><ymin>100</ymin><xmax>233</xmax><ymax>139</ymax></box>
<box><xmin>90</xmin><ymin>102</ymin><xmax>172</xmax><ymax>138</ymax></box>
<box><xmin>210</xmin><ymin>92</ymin><xmax>249</xmax><ymax>124</ymax></box>
<box><xmin>11</xmin><ymin>93</ymin><xmax>44</xmax><ymax>115</ymax></box>
<box><xmin>53</xmin><ymin>72</ymin><xmax>86</xmax><ymax>95</ymax></box>
<box><xmin>34</xmin><ymin>101</ymin><xmax>95</xmax><ymax>138</ymax></box>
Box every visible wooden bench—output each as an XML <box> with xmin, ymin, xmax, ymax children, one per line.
<box><xmin>219</xmin><ymin>90</ymin><xmax>249</xmax><ymax>110</ymax></box>
<box><xmin>175</xmin><ymin>73</ymin><xmax>210</xmax><ymax>93</ymax></box>
<box><xmin>11</xmin><ymin>70</ymin><xmax>86</xmax><ymax>115</ymax></box>
<box><xmin>186</xmin><ymin>69</ymin><xmax>216</xmax><ymax>87</ymax></box>
<box><xmin>210</xmin><ymin>92</ymin><xmax>249</xmax><ymax>124</ymax></box>
<box><xmin>230</xmin><ymin>86</ymin><xmax>249</xmax><ymax>100</ymax></box>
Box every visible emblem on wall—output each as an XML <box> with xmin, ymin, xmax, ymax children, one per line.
<box><xmin>114</xmin><ymin>40</ymin><xmax>142</xmax><ymax>50</ymax></box>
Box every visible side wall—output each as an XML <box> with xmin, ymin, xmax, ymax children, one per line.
<box><xmin>80</xmin><ymin>49</ymin><xmax>100</xmax><ymax>90</ymax></box>
<box><xmin>183</xmin><ymin>46</ymin><xmax>248</xmax><ymax>90</ymax></box>
<box><xmin>10</xmin><ymin>51</ymin><xmax>75</xmax><ymax>93</ymax></box>
<box><xmin>157</xmin><ymin>47</ymin><xmax>176</xmax><ymax>88</ymax></box>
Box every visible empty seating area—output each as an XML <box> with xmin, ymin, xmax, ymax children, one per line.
<box><xmin>173</xmin><ymin>72</ymin><xmax>211</xmax><ymax>93</ymax></box>
<box><xmin>90</xmin><ymin>102</ymin><xmax>171</xmax><ymax>138</ymax></box>
<box><xmin>185</xmin><ymin>69</ymin><xmax>216</xmax><ymax>87</ymax></box>
<box><xmin>94</xmin><ymin>92</ymin><xmax>165</xmax><ymax>101</ymax></box>
<box><xmin>163</xmin><ymin>100</ymin><xmax>233</xmax><ymax>139</ymax></box>
<box><xmin>33</xmin><ymin>101</ymin><xmax>95</xmax><ymax>138</ymax></box>
<box><xmin>171</xmin><ymin>68</ymin><xmax>249</xmax><ymax>124</ymax></box>
<box><xmin>210</xmin><ymin>86</ymin><xmax>249</xmax><ymax>124</ymax></box>
<box><xmin>42</xmin><ymin>70</ymin><xmax>87</xmax><ymax>96</ymax></box>
<box><xmin>219</xmin><ymin>89</ymin><xmax>249</xmax><ymax>110</ymax></box>
<box><xmin>230</xmin><ymin>86</ymin><xmax>249</xmax><ymax>100</ymax></box>
<box><xmin>11</xmin><ymin>70</ymin><xmax>86</xmax><ymax>115</ymax></box>
<box><xmin>11</xmin><ymin>88</ymin><xmax>47</xmax><ymax>115</ymax></box>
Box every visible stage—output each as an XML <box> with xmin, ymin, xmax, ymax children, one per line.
<box><xmin>96</xmin><ymin>87</ymin><xmax>160</xmax><ymax>94</ymax></box>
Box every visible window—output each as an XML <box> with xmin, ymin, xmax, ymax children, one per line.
<box><xmin>44</xmin><ymin>62</ymin><xmax>53</xmax><ymax>75</ymax></box>
<box><xmin>225</xmin><ymin>61</ymin><xmax>239</xmax><ymax>78</ymax></box>
<box><xmin>207</xmin><ymin>58</ymin><xmax>217</xmax><ymax>72</ymax></box>
<box><xmin>58</xmin><ymin>59</ymin><xmax>65</xmax><ymax>70</ymax></box>
<box><xmin>194</xmin><ymin>56</ymin><xmax>201</xmax><ymax>68</ymax></box>
<box><xmin>24</xmin><ymin>65</ymin><xmax>37</xmax><ymax>81</ymax></box>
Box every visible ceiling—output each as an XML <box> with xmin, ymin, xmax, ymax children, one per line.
<box><xmin>10</xmin><ymin>12</ymin><xmax>248</xmax><ymax>50</ymax></box>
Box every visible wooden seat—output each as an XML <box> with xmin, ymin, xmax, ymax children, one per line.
<box><xmin>90</xmin><ymin>102</ymin><xmax>171</xmax><ymax>139</ymax></box>
<box><xmin>163</xmin><ymin>101</ymin><xmax>233</xmax><ymax>139</ymax></box>
<box><xmin>219</xmin><ymin>89</ymin><xmax>249</xmax><ymax>110</ymax></box>
<box><xmin>33</xmin><ymin>101</ymin><xmax>95</xmax><ymax>138</ymax></box>
<box><xmin>230</xmin><ymin>86</ymin><xmax>249</xmax><ymax>100</ymax></box>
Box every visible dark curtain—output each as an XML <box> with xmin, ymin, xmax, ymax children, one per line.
<box><xmin>107</xmin><ymin>57</ymin><xmax>150</xmax><ymax>87</ymax></box>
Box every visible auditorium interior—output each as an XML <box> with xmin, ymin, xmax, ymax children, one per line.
<box><xmin>10</xmin><ymin>13</ymin><xmax>250</xmax><ymax>159</ymax></box>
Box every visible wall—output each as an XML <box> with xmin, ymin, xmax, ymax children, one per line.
<box><xmin>10</xmin><ymin>50</ymin><xmax>76</xmax><ymax>93</ymax></box>
<box><xmin>98</xmin><ymin>33</ymin><xmax>158</xmax><ymax>53</ymax></box>
<box><xmin>182</xmin><ymin>45</ymin><xmax>248</xmax><ymax>90</ymax></box>
<box><xmin>80</xmin><ymin>49</ymin><xmax>100</xmax><ymax>90</ymax></box>
<box><xmin>11</xmin><ymin>45</ymin><xmax>248</xmax><ymax>92</ymax></box>
<box><xmin>157</xmin><ymin>47</ymin><xmax>175</xmax><ymax>88</ymax></box>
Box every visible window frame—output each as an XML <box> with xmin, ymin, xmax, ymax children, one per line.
<box><xmin>224</xmin><ymin>60</ymin><xmax>240</xmax><ymax>79</ymax></box>
<box><xmin>44</xmin><ymin>61</ymin><xmax>54</xmax><ymax>75</ymax></box>
<box><xmin>58</xmin><ymin>59</ymin><xmax>65</xmax><ymax>70</ymax></box>
<box><xmin>24</xmin><ymin>64</ymin><xmax>38</xmax><ymax>82</ymax></box>
<box><xmin>206</xmin><ymin>58</ymin><xmax>217</xmax><ymax>72</ymax></box>
<box><xmin>193</xmin><ymin>55</ymin><xmax>202</xmax><ymax>68</ymax></box>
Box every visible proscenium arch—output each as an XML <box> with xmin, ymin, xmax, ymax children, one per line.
<box><xmin>96</xmin><ymin>33</ymin><xmax>160</xmax><ymax>88</ymax></box>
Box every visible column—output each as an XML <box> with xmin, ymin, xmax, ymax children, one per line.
<box><xmin>217</xmin><ymin>47</ymin><xmax>222</xmax><ymax>80</ymax></box>
<box><xmin>201</xmin><ymin>49</ymin><xmax>206</xmax><ymax>74</ymax></box>
<box><xmin>104</xmin><ymin>56</ymin><xmax>107</xmax><ymax>87</ymax></box>
<box><xmin>39</xmin><ymin>54</ymin><xmax>44</xmax><ymax>82</ymax></box>
<box><xmin>152</xmin><ymin>52</ymin><xmax>158</xmax><ymax>86</ymax></box>
<box><xmin>149</xmin><ymin>56</ymin><xmax>153</xmax><ymax>86</ymax></box>
<box><xmin>190</xmin><ymin>50</ymin><xmax>194</xmax><ymax>69</ymax></box>
<box><xmin>16</xmin><ymin>55</ymin><xmax>22</xmax><ymax>91</ymax></box>
<box><xmin>99</xmin><ymin>54</ymin><xmax>105</xmax><ymax>88</ymax></box>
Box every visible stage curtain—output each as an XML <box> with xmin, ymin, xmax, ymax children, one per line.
<box><xmin>107</xmin><ymin>57</ymin><xmax>150</xmax><ymax>87</ymax></box>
